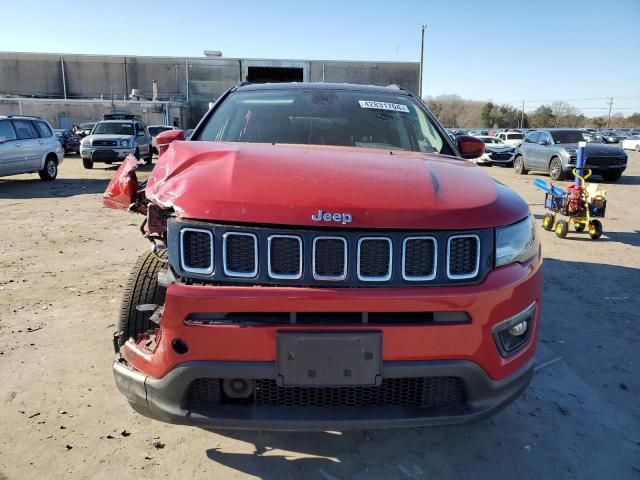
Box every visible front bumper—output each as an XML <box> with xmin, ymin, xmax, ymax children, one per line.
<box><xmin>113</xmin><ymin>357</ymin><xmax>534</xmax><ymax>430</ymax></box>
<box><xmin>80</xmin><ymin>147</ymin><xmax>134</xmax><ymax>161</ymax></box>
<box><xmin>114</xmin><ymin>256</ymin><xmax>542</xmax><ymax>429</ymax></box>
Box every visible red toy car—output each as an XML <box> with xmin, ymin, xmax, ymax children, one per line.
<box><xmin>105</xmin><ymin>83</ymin><xmax>541</xmax><ymax>430</ymax></box>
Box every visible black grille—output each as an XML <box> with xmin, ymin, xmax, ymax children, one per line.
<box><xmin>182</xmin><ymin>230</ymin><xmax>213</xmax><ymax>270</ymax></box>
<box><xmin>255</xmin><ymin>377</ymin><xmax>466</xmax><ymax>407</ymax></box>
<box><xmin>448</xmin><ymin>236</ymin><xmax>478</xmax><ymax>277</ymax></box>
<box><xmin>185</xmin><ymin>378</ymin><xmax>221</xmax><ymax>406</ymax></box>
<box><xmin>403</xmin><ymin>238</ymin><xmax>435</xmax><ymax>278</ymax></box>
<box><xmin>314</xmin><ymin>238</ymin><xmax>346</xmax><ymax>278</ymax></box>
<box><xmin>359</xmin><ymin>239</ymin><xmax>391</xmax><ymax>279</ymax></box>
<box><xmin>93</xmin><ymin>140</ymin><xmax>117</xmax><ymax>146</ymax></box>
<box><xmin>269</xmin><ymin>236</ymin><xmax>301</xmax><ymax>277</ymax></box>
<box><xmin>225</xmin><ymin>234</ymin><xmax>257</xmax><ymax>275</ymax></box>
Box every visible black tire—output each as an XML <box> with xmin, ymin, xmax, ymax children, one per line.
<box><xmin>38</xmin><ymin>155</ymin><xmax>58</xmax><ymax>181</ymax></box>
<box><xmin>116</xmin><ymin>250</ymin><xmax>167</xmax><ymax>349</ymax></box>
<box><xmin>144</xmin><ymin>147</ymin><xmax>153</xmax><ymax>164</ymax></box>
<box><xmin>574</xmin><ymin>222</ymin><xmax>586</xmax><ymax>232</ymax></box>
<box><xmin>513</xmin><ymin>155</ymin><xmax>528</xmax><ymax>175</ymax></box>
<box><xmin>542</xmin><ymin>213</ymin><xmax>555</xmax><ymax>231</ymax></box>
<box><xmin>602</xmin><ymin>170</ymin><xmax>622</xmax><ymax>182</ymax></box>
<box><xmin>134</xmin><ymin>148</ymin><xmax>141</xmax><ymax>160</ymax></box>
<box><xmin>82</xmin><ymin>157</ymin><xmax>94</xmax><ymax>169</ymax></box>
<box><xmin>555</xmin><ymin>219</ymin><xmax>568</xmax><ymax>238</ymax></box>
<box><xmin>588</xmin><ymin>220</ymin><xmax>603</xmax><ymax>240</ymax></box>
<box><xmin>549</xmin><ymin>157</ymin><xmax>564</xmax><ymax>181</ymax></box>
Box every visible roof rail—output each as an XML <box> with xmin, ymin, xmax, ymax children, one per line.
<box><xmin>3</xmin><ymin>114</ymin><xmax>43</xmax><ymax>120</ymax></box>
<box><xmin>238</xmin><ymin>81</ymin><xmax>252</xmax><ymax>87</ymax></box>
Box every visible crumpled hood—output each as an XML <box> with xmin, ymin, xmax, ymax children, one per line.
<box><xmin>145</xmin><ymin>141</ymin><xmax>529</xmax><ymax>229</ymax></box>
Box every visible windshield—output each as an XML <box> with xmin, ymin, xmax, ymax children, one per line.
<box><xmin>148</xmin><ymin>126</ymin><xmax>173</xmax><ymax>137</ymax></box>
<box><xmin>551</xmin><ymin>130</ymin><xmax>585</xmax><ymax>144</ymax></box>
<box><xmin>92</xmin><ymin>122</ymin><xmax>134</xmax><ymax>135</ymax></box>
<box><xmin>197</xmin><ymin>90</ymin><xmax>448</xmax><ymax>154</ymax></box>
<box><xmin>481</xmin><ymin>137</ymin><xmax>502</xmax><ymax>144</ymax></box>
<box><xmin>79</xmin><ymin>123</ymin><xmax>94</xmax><ymax>129</ymax></box>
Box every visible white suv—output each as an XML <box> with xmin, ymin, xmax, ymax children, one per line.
<box><xmin>0</xmin><ymin>116</ymin><xmax>63</xmax><ymax>180</ymax></box>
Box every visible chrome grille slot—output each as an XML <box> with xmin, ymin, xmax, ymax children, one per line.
<box><xmin>268</xmin><ymin>235</ymin><xmax>302</xmax><ymax>279</ymax></box>
<box><xmin>180</xmin><ymin>228</ymin><xmax>214</xmax><ymax>274</ymax></box>
<box><xmin>358</xmin><ymin>237</ymin><xmax>392</xmax><ymax>281</ymax></box>
<box><xmin>223</xmin><ymin>232</ymin><xmax>258</xmax><ymax>277</ymax></box>
<box><xmin>447</xmin><ymin>235</ymin><xmax>480</xmax><ymax>279</ymax></box>
<box><xmin>402</xmin><ymin>236</ymin><xmax>436</xmax><ymax>281</ymax></box>
<box><xmin>313</xmin><ymin>237</ymin><xmax>347</xmax><ymax>280</ymax></box>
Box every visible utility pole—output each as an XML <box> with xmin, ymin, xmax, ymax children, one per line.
<box><xmin>520</xmin><ymin>100</ymin><xmax>525</xmax><ymax>128</ymax></box>
<box><xmin>418</xmin><ymin>25</ymin><xmax>427</xmax><ymax>98</ymax></box>
<box><xmin>606</xmin><ymin>97</ymin><xmax>613</xmax><ymax>127</ymax></box>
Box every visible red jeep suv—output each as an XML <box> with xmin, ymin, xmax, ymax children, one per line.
<box><xmin>105</xmin><ymin>83</ymin><xmax>542</xmax><ymax>430</ymax></box>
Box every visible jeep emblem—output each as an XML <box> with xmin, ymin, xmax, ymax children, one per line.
<box><xmin>311</xmin><ymin>209</ymin><xmax>352</xmax><ymax>225</ymax></box>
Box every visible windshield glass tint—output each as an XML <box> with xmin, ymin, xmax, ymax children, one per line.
<box><xmin>551</xmin><ymin>130</ymin><xmax>585</xmax><ymax>143</ymax></box>
<box><xmin>93</xmin><ymin>122</ymin><xmax>134</xmax><ymax>135</ymax></box>
<box><xmin>197</xmin><ymin>90</ymin><xmax>446</xmax><ymax>153</ymax></box>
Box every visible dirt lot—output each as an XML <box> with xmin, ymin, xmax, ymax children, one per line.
<box><xmin>0</xmin><ymin>152</ymin><xmax>638</xmax><ymax>479</ymax></box>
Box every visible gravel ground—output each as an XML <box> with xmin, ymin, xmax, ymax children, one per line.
<box><xmin>0</xmin><ymin>152</ymin><xmax>638</xmax><ymax>479</ymax></box>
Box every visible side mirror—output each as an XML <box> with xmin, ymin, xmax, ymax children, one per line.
<box><xmin>156</xmin><ymin>129</ymin><xmax>185</xmax><ymax>156</ymax></box>
<box><xmin>456</xmin><ymin>135</ymin><xmax>485</xmax><ymax>159</ymax></box>
<box><xmin>0</xmin><ymin>136</ymin><xmax>6</xmax><ymax>144</ymax></box>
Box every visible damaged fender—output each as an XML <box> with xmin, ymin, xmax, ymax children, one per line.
<box><xmin>102</xmin><ymin>155</ymin><xmax>143</xmax><ymax>211</ymax></box>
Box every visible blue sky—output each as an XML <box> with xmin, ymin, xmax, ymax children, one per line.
<box><xmin>2</xmin><ymin>0</ymin><xmax>639</xmax><ymax>113</ymax></box>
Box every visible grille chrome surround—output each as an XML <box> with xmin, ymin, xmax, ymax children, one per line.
<box><xmin>180</xmin><ymin>228</ymin><xmax>214</xmax><ymax>275</ymax></box>
<box><xmin>357</xmin><ymin>237</ymin><xmax>392</xmax><ymax>281</ymax></box>
<box><xmin>446</xmin><ymin>234</ymin><xmax>480</xmax><ymax>280</ymax></box>
<box><xmin>312</xmin><ymin>236</ymin><xmax>347</xmax><ymax>281</ymax></box>
<box><xmin>402</xmin><ymin>236</ymin><xmax>437</xmax><ymax>281</ymax></box>
<box><xmin>223</xmin><ymin>232</ymin><xmax>258</xmax><ymax>278</ymax></box>
<box><xmin>268</xmin><ymin>235</ymin><xmax>303</xmax><ymax>280</ymax></box>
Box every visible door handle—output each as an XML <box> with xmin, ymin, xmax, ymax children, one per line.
<box><xmin>38</xmin><ymin>140</ymin><xmax>44</xmax><ymax>144</ymax></box>
<box><xmin>15</xmin><ymin>143</ymin><xmax>21</xmax><ymax>147</ymax></box>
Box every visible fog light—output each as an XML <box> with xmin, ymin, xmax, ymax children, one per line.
<box><xmin>222</xmin><ymin>378</ymin><xmax>253</xmax><ymax>399</ymax></box>
<box><xmin>492</xmin><ymin>303</ymin><xmax>536</xmax><ymax>357</ymax></box>
<box><xmin>508</xmin><ymin>320</ymin><xmax>528</xmax><ymax>337</ymax></box>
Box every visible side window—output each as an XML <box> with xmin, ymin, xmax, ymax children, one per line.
<box><xmin>525</xmin><ymin>132</ymin><xmax>540</xmax><ymax>143</ymax></box>
<box><xmin>11</xmin><ymin>119</ymin><xmax>37</xmax><ymax>139</ymax></box>
<box><xmin>136</xmin><ymin>123</ymin><xmax>146</xmax><ymax>135</ymax></box>
<box><xmin>538</xmin><ymin>132</ymin><xmax>550</xmax><ymax>145</ymax></box>
<box><xmin>0</xmin><ymin>120</ymin><xmax>17</xmax><ymax>141</ymax></box>
<box><xmin>34</xmin><ymin>121</ymin><xmax>53</xmax><ymax>138</ymax></box>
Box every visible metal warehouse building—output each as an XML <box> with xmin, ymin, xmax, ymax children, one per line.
<box><xmin>0</xmin><ymin>52</ymin><xmax>419</xmax><ymax>128</ymax></box>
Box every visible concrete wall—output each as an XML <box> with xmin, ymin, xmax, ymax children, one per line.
<box><xmin>0</xmin><ymin>97</ymin><xmax>188</xmax><ymax>130</ymax></box>
<box><xmin>0</xmin><ymin>52</ymin><xmax>419</xmax><ymax>127</ymax></box>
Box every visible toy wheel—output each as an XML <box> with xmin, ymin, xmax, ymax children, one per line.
<box><xmin>555</xmin><ymin>219</ymin><xmax>568</xmax><ymax>238</ymax></box>
<box><xmin>588</xmin><ymin>220</ymin><xmax>603</xmax><ymax>240</ymax></box>
<box><xmin>542</xmin><ymin>213</ymin><xmax>555</xmax><ymax>231</ymax></box>
<box><xmin>574</xmin><ymin>222</ymin><xmax>585</xmax><ymax>232</ymax></box>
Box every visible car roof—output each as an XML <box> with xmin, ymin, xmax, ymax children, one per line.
<box><xmin>234</xmin><ymin>82</ymin><xmax>411</xmax><ymax>95</ymax></box>
<box><xmin>97</xmin><ymin>119</ymin><xmax>137</xmax><ymax>123</ymax></box>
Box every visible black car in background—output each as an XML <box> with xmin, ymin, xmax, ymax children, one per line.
<box><xmin>73</xmin><ymin>122</ymin><xmax>95</xmax><ymax>138</ymax></box>
<box><xmin>54</xmin><ymin>129</ymin><xmax>81</xmax><ymax>154</ymax></box>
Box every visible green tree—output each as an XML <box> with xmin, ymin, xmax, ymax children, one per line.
<box><xmin>529</xmin><ymin>105</ymin><xmax>554</xmax><ymax>128</ymax></box>
<box><xmin>481</xmin><ymin>102</ymin><xmax>494</xmax><ymax>128</ymax></box>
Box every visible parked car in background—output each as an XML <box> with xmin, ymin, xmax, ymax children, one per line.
<box><xmin>475</xmin><ymin>136</ymin><xmax>516</xmax><ymax>166</ymax></box>
<box><xmin>80</xmin><ymin>119</ymin><xmax>152</xmax><ymax>169</ymax></box>
<box><xmin>73</xmin><ymin>122</ymin><xmax>96</xmax><ymax>138</ymax></box>
<box><xmin>514</xmin><ymin>129</ymin><xmax>627</xmax><ymax>182</ymax></box>
<box><xmin>0</xmin><ymin>115</ymin><xmax>63</xmax><ymax>180</ymax></box>
<box><xmin>148</xmin><ymin>125</ymin><xmax>178</xmax><ymax>154</ymax></box>
<box><xmin>496</xmin><ymin>131</ymin><xmax>524</xmax><ymax>147</ymax></box>
<box><xmin>621</xmin><ymin>135</ymin><xmax>640</xmax><ymax>151</ymax></box>
<box><xmin>54</xmin><ymin>129</ymin><xmax>81</xmax><ymax>154</ymax></box>
<box><xmin>600</xmin><ymin>131</ymin><xmax>623</xmax><ymax>144</ymax></box>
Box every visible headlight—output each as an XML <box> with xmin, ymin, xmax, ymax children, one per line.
<box><xmin>565</xmin><ymin>147</ymin><xmax>577</xmax><ymax>155</ymax></box>
<box><xmin>120</xmin><ymin>139</ymin><xmax>130</xmax><ymax>147</ymax></box>
<box><xmin>495</xmin><ymin>215</ymin><xmax>538</xmax><ymax>267</ymax></box>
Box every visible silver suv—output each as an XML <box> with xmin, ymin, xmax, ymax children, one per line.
<box><xmin>80</xmin><ymin>119</ymin><xmax>152</xmax><ymax>169</ymax></box>
<box><xmin>0</xmin><ymin>115</ymin><xmax>63</xmax><ymax>180</ymax></box>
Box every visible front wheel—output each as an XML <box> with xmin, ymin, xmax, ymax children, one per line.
<box><xmin>555</xmin><ymin>219</ymin><xmax>568</xmax><ymax>238</ymax></box>
<box><xmin>549</xmin><ymin>158</ymin><xmax>564</xmax><ymax>181</ymax></box>
<box><xmin>82</xmin><ymin>157</ymin><xmax>94</xmax><ymax>169</ymax></box>
<box><xmin>144</xmin><ymin>147</ymin><xmax>153</xmax><ymax>164</ymax></box>
<box><xmin>542</xmin><ymin>213</ymin><xmax>555</xmax><ymax>231</ymax></box>
<box><xmin>38</xmin><ymin>156</ymin><xmax>58</xmax><ymax>181</ymax></box>
<box><xmin>588</xmin><ymin>220</ymin><xmax>603</xmax><ymax>240</ymax></box>
<box><xmin>602</xmin><ymin>170</ymin><xmax>622</xmax><ymax>182</ymax></box>
<box><xmin>513</xmin><ymin>155</ymin><xmax>528</xmax><ymax>175</ymax></box>
<box><xmin>116</xmin><ymin>250</ymin><xmax>167</xmax><ymax>350</ymax></box>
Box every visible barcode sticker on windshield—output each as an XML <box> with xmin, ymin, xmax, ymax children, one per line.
<box><xmin>358</xmin><ymin>100</ymin><xmax>409</xmax><ymax>113</ymax></box>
